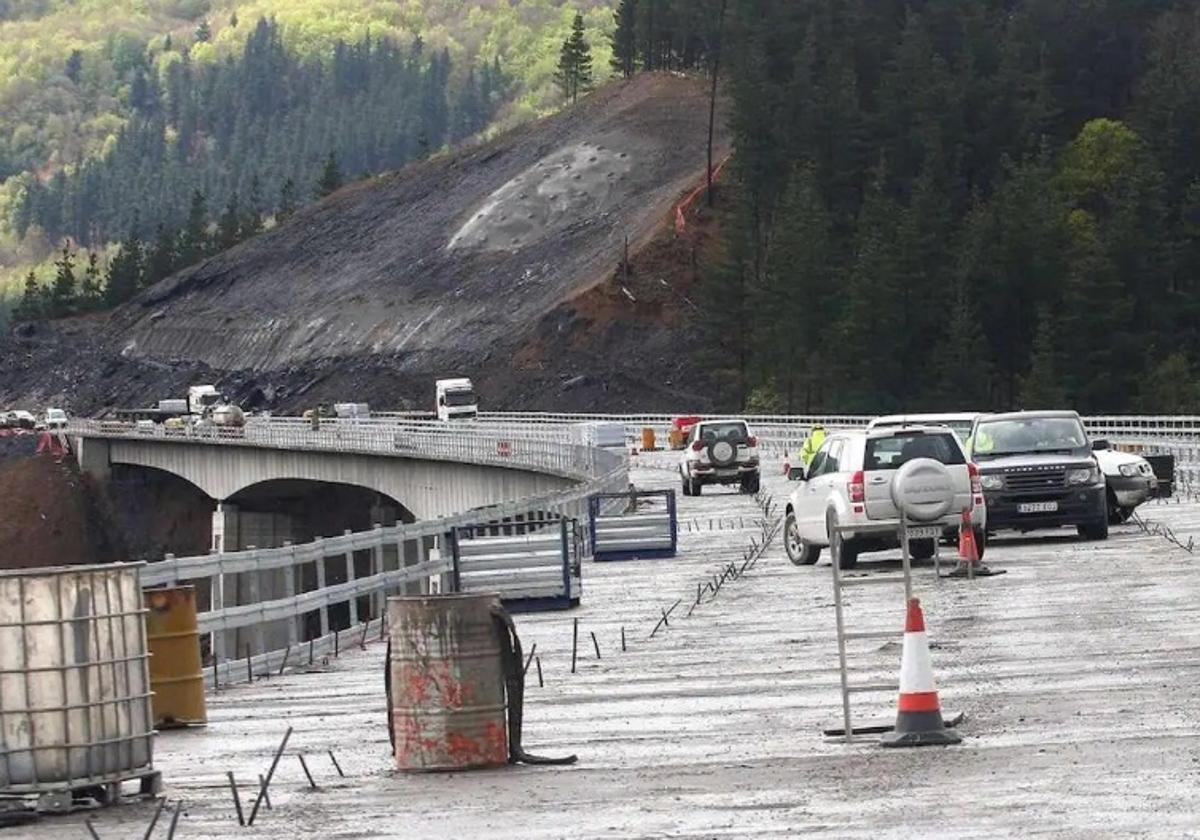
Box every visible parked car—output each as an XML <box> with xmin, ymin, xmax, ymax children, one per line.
<box><xmin>867</xmin><ymin>412</ymin><xmax>981</xmax><ymax>446</ymax></box>
<box><xmin>784</xmin><ymin>426</ymin><xmax>986</xmax><ymax>569</ymax></box>
<box><xmin>9</xmin><ymin>410</ymin><xmax>36</xmax><ymax>429</ymax></box>
<box><xmin>679</xmin><ymin>419</ymin><xmax>760</xmax><ymax>495</ymax></box>
<box><xmin>966</xmin><ymin>410</ymin><xmax>1108</xmax><ymax>540</ymax></box>
<box><xmin>1093</xmin><ymin>448</ymin><xmax>1158</xmax><ymax>523</ymax></box>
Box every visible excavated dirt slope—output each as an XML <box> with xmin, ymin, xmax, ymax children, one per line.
<box><xmin>1</xmin><ymin>73</ymin><xmax>729</xmax><ymax>414</ymax></box>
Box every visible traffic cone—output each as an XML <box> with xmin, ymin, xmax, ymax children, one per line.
<box><xmin>958</xmin><ymin>509</ymin><xmax>978</xmax><ymax>564</ymax></box>
<box><xmin>881</xmin><ymin>598</ymin><xmax>961</xmax><ymax>747</ymax></box>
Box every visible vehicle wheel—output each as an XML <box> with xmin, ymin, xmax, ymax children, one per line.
<box><xmin>836</xmin><ymin>537</ymin><xmax>860</xmax><ymax>569</ymax></box>
<box><xmin>785</xmin><ymin>512</ymin><xmax>820</xmax><ymax>566</ymax></box>
<box><xmin>1078</xmin><ymin>519</ymin><xmax>1109</xmax><ymax>541</ymax></box>
<box><xmin>681</xmin><ymin>477</ymin><xmax>692</xmax><ymax>497</ymax></box>
<box><xmin>827</xmin><ymin>513</ymin><xmax>859</xmax><ymax>569</ymax></box>
<box><xmin>909</xmin><ymin>538</ymin><xmax>936</xmax><ymax>561</ymax></box>
<box><xmin>691</xmin><ymin>478</ymin><xmax>702</xmax><ymax>496</ymax></box>
<box><xmin>740</xmin><ymin>472</ymin><xmax>760</xmax><ymax>494</ymax></box>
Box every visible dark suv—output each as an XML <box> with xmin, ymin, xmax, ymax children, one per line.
<box><xmin>967</xmin><ymin>410</ymin><xmax>1108</xmax><ymax>540</ymax></box>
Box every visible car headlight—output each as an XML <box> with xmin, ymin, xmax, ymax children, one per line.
<box><xmin>980</xmin><ymin>474</ymin><xmax>1004</xmax><ymax>490</ymax></box>
<box><xmin>1068</xmin><ymin>467</ymin><xmax>1097</xmax><ymax>485</ymax></box>
<box><xmin>1119</xmin><ymin>463</ymin><xmax>1139</xmax><ymax>477</ymax></box>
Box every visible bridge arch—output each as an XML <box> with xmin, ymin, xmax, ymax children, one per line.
<box><xmin>101</xmin><ymin>438</ymin><xmax>574</xmax><ymax>521</ymax></box>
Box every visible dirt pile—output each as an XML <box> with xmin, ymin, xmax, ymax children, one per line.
<box><xmin>0</xmin><ymin>446</ymin><xmax>127</xmax><ymax>569</ymax></box>
<box><xmin>0</xmin><ymin>73</ymin><xmax>733</xmax><ymax>415</ymax></box>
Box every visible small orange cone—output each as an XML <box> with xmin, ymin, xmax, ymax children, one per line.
<box><xmin>957</xmin><ymin>508</ymin><xmax>979</xmax><ymax>564</ymax></box>
<box><xmin>881</xmin><ymin>598</ymin><xmax>961</xmax><ymax>747</ymax></box>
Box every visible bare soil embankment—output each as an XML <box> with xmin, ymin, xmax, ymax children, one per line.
<box><xmin>0</xmin><ymin>73</ymin><xmax>732</xmax><ymax>415</ymax></box>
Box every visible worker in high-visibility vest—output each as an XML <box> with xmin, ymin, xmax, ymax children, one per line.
<box><xmin>799</xmin><ymin>424</ymin><xmax>826</xmax><ymax>467</ymax></box>
<box><xmin>967</xmin><ymin>425</ymin><xmax>994</xmax><ymax>457</ymax></box>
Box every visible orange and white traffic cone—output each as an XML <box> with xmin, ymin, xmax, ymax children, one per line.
<box><xmin>881</xmin><ymin>598</ymin><xmax>961</xmax><ymax>747</ymax></box>
<box><xmin>957</xmin><ymin>508</ymin><xmax>978</xmax><ymax>565</ymax></box>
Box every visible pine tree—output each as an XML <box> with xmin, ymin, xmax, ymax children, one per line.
<box><xmin>555</xmin><ymin>14</ymin><xmax>594</xmax><ymax>104</ymax></box>
<box><xmin>14</xmin><ymin>270</ymin><xmax>44</xmax><ymax>322</ymax></box>
<box><xmin>278</xmin><ymin>178</ymin><xmax>298</xmax><ymax>222</ymax></box>
<box><xmin>229</xmin><ymin>11</ymin><xmax>239</xmax><ymax>27</ymax></box>
<box><xmin>217</xmin><ymin>192</ymin><xmax>241</xmax><ymax>251</ymax></box>
<box><xmin>1019</xmin><ymin>307</ymin><xmax>1068</xmax><ymax>408</ymax></box>
<box><xmin>49</xmin><ymin>244</ymin><xmax>77</xmax><ymax>318</ymax></box>
<box><xmin>65</xmin><ymin>50</ymin><xmax>84</xmax><ymax>84</ymax></box>
<box><xmin>145</xmin><ymin>223</ymin><xmax>178</xmax><ymax>286</ymax></box>
<box><xmin>178</xmin><ymin>189</ymin><xmax>209</xmax><ymax>267</ymax></box>
<box><xmin>242</xmin><ymin>175</ymin><xmax>264</xmax><ymax>238</ymax></box>
<box><xmin>105</xmin><ymin>228</ymin><xmax>144</xmax><ymax>307</ymax></box>
<box><xmin>611</xmin><ymin>0</ymin><xmax>639</xmax><ymax>79</ymax></box>
<box><xmin>79</xmin><ymin>252</ymin><xmax>103</xmax><ymax>308</ymax></box>
<box><xmin>316</xmin><ymin>151</ymin><xmax>343</xmax><ymax>198</ymax></box>
<box><xmin>195</xmin><ymin>20</ymin><xmax>212</xmax><ymax>43</ymax></box>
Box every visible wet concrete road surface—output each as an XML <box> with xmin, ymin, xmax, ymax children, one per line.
<box><xmin>27</xmin><ymin>453</ymin><xmax>1200</xmax><ymax>839</ymax></box>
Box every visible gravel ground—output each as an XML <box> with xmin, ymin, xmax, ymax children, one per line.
<box><xmin>22</xmin><ymin>454</ymin><xmax>1200</xmax><ymax>839</ymax></box>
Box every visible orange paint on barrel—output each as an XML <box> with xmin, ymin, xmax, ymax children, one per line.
<box><xmin>388</xmin><ymin>593</ymin><xmax>509</xmax><ymax>772</ymax></box>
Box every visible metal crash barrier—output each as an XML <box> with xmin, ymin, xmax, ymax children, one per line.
<box><xmin>450</xmin><ymin>518</ymin><xmax>583</xmax><ymax>612</ymax></box>
<box><xmin>589</xmin><ymin>490</ymin><xmax>678</xmax><ymax>561</ymax></box>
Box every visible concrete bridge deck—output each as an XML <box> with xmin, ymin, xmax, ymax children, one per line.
<box><xmin>26</xmin><ymin>454</ymin><xmax>1200</xmax><ymax>839</ymax></box>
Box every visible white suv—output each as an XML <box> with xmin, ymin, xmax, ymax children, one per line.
<box><xmin>784</xmin><ymin>426</ymin><xmax>986</xmax><ymax>568</ymax></box>
<box><xmin>679</xmin><ymin>419</ymin><xmax>760</xmax><ymax>495</ymax></box>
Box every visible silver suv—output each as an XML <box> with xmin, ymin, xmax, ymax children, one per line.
<box><xmin>785</xmin><ymin>426</ymin><xmax>987</xmax><ymax>568</ymax></box>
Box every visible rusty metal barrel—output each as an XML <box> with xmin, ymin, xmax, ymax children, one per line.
<box><xmin>387</xmin><ymin>593</ymin><xmax>508</xmax><ymax>772</ymax></box>
<box><xmin>144</xmin><ymin>586</ymin><xmax>207</xmax><ymax>728</ymax></box>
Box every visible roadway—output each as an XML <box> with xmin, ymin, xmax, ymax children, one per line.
<box><xmin>34</xmin><ymin>452</ymin><xmax>1200</xmax><ymax>839</ymax></box>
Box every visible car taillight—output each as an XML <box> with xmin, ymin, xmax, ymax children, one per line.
<box><xmin>968</xmin><ymin>462</ymin><xmax>981</xmax><ymax>494</ymax></box>
<box><xmin>691</xmin><ymin>440</ymin><xmax>704</xmax><ymax>452</ymax></box>
<box><xmin>848</xmin><ymin>470</ymin><xmax>865</xmax><ymax>503</ymax></box>
<box><xmin>746</xmin><ymin>436</ymin><xmax>757</xmax><ymax>447</ymax></box>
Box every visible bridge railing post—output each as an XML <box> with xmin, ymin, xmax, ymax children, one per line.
<box><xmin>344</xmin><ymin>530</ymin><xmax>358</xmax><ymax>626</ymax></box>
<box><xmin>315</xmin><ymin>545</ymin><xmax>330</xmax><ymax>638</ymax></box>
<box><xmin>282</xmin><ymin>541</ymin><xmax>298</xmax><ymax>647</ymax></box>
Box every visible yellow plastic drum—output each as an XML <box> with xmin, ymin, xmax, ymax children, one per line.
<box><xmin>641</xmin><ymin>427</ymin><xmax>656</xmax><ymax>451</ymax></box>
<box><xmin>145</xmin><ymin>586</ymin><xmax>207</xmax><ymax>728</ymax></box>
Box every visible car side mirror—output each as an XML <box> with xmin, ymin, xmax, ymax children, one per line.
<box><xmin>788</xmin><ymin>465</ymin><xmax>806</xmax><ymax>482</ymax></box>
<box><xmin>1092</xmin><ymin>439</ymin><xmax>1110</xmax><ymax>451</ymax></box>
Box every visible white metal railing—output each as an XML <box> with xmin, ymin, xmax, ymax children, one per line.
<box><xmin>67</xmin><ymin>417</ymin><xmax>606</xmax><ymax>481</ymax></box>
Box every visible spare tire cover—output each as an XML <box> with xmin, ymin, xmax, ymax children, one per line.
<box><xmin>709</xmin><ymin>440</ymin><xmax>736</xmax><ymax>466</ymax></box>
<box><xmin>891</xmin><ymin>458</ymin><xmax>955</xmax><ymax>523</ymax></box>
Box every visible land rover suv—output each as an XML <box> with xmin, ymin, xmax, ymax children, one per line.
<box><xmin>967</xmin><ymin>410</ymin><xmax>1108</xmax><ymax>540</ymax></box>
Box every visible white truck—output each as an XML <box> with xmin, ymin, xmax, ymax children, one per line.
<box><xmin>436</xmin><ymin>378</ymin><xmax>478</xmax><ymax>421</ymax></box>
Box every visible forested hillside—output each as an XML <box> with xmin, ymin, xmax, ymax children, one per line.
<box><xmin>0</xmin><ymin>0</ymin><xmax>616</xmax><ymax>311</ymax></box>
<box><xmin>686</xmin><ymin>0</ymin><xmax>1200</xmax><ymax>414</ymax></box>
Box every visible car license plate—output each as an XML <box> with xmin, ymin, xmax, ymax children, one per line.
<box><xmin>906</xmin><ymin>526</ymin><xmax>941</xmax><ymax>540</ymax></box>
<box><xmin>1018</xmin><ymin>501</ymin><xmax>1058</xmax><ymax>513</ymax></box>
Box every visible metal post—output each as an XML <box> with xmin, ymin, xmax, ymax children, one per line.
<box><xmin>315</xmin><ymin>548</ymin><xmax>330</xmax><ymax>637</ymax></box>
<box><xmin>831</xmin><ymin>530</ymin><xmax>852</xmax><ymax>744</ymax></box>
<box><xmin>344</xmin><ymin>529</ymin><xmax>358</xmax><ymax>626</ymax></box>
<box><xmin>282</xmin><ymin>541</ymin><xmax>298</xmax><ymax>646</ymax></box>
